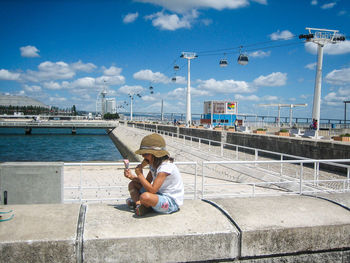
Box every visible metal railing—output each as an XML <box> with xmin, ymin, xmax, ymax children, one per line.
<box><xmin>201</xmin><ymin>159</ymin><xmax>350</xmax><ymax>199</ymax></box>
<box><xmin>63</xmin><ymin>161</ymin><xmax>198</xmax><ymax>203</ymax></box>
<box><xmin>63</xmin><ymin>158</ymin><xmax>350</xmax><ymax>203</ymax></box>
<box><xmin>0</xmin><ymin>121</ymin><xmax>117</xmax><ymax>129</ymax></box>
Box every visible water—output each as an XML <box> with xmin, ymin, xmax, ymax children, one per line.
<box><xmin>0</xmin><ymin>128</ymin><xmax>123</xmax><ymax>162</ymax></box>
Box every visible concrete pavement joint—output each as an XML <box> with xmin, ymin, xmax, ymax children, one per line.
<box><xmin>76</xmin><ymin>204</ymin><xmax>87</xmax><ymax>263</ymax></box>
<box><xmin>303</xmin><ymin>194</ymin><xmax>350</xmax><ymax>213</ymax></box>
<box><xmin>202</xmin><ymin>199</ymin><xmax>242</xmax><ymax>259</ymax></box>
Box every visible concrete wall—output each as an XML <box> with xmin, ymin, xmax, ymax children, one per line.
<box><xmin>129</xmin><ymin>122</ymin><xmax>350</xmax><ymax>163</ymax></box>
<box><xmin>2</xmin><ymin>195</ymin><xmax>350</xmax><ymax>262</ymax></box>
<box><xmin>0</xmin><ymin>162</ymin><xmax>63</xmax><ymax>204</ymax></box>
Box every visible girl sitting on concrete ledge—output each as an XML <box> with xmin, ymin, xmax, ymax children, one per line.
<box><xmin>123</xmin><ymin>133</ymin><xmax>184</xmax><ymax>216</ymax></box>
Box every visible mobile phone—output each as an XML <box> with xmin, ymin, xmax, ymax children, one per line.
<box><xmin>123</xmin><ymin>159</ymin><xmax>129</xmax><ymax>169</ymax></box>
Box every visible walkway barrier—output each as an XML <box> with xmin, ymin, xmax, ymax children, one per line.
<box><xmin>63</xmin><ymin>161</ymin><xmax>198</xmax><ymax>203</ymax></box>
<box><xmin>201</xmin><ymin>159</ymin><xmax>350</xmax><ymax>199</ymax></box>
<box><xmin>63</xmin><ymin>158</ymin><xmax>350</xmax><ymax>203</ymax></box>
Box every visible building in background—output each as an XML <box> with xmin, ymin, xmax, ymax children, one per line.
<box><xmin>105</xmin><ymin>98</ymin><xmax>116</xmax><ymax>114</ymax></box>
<box><xmin>0</xmin><ymin>94</ymin><xmax>49</xmax><ymax>108</ymax></box>
<box><xmin>200</xmin><ymin>101</ymin><xmax>238</xmax><ymax>127</ymax></box>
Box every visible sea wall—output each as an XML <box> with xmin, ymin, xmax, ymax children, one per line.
<box><xmin>128</xmin><ymin>121</ymin><xmax>350</xmax><ymax>163</ymax></box>
<box><xmin>2</xmin><ymin>195</ymin><xmax>350</xmax><ymax>262</ymax></box>
<box><xmin>0</xmin><ymin>162</ymin><xmax>63</xmax><ymax>205</ymax></box>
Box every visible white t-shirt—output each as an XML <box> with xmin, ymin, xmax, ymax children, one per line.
<box><xmin>150</xmin><ymin>161</ymin><xmax>184</xmax><ymax>206</ymax></box>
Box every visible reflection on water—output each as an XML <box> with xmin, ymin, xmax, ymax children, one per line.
<box><xmin>0</xmin><ymin>128</ymin><xmax>122</xmax><ymax>162</ymax></box>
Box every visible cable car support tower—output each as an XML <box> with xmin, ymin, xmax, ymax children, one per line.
<box><xmin>299</xmin><ymin>27</ymin><xmax>345</xmax><ymax>138</ymax></box>
<box><xmin>181</xmin><ymin>52</ymin><xmax>197</xmax><ymax>127</ymax></box>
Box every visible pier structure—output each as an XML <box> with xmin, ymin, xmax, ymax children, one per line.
<box><xmin>1</xmin><ymin>123</ymin><xmax>350</xmax><ymax>262</ymax></box>
<box><xmin>0</xmin><ymin>120</ymin><xmax>118</xmax><ymax>134</ymax></box>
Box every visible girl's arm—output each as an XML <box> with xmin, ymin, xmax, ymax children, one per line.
<box><xmin>136</xmin><ymin>166</ymin><xmax>168</xmax><ymax>194</ymax></box>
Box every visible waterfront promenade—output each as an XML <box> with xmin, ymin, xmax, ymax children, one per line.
<box><xmin>2</xmin><ymin>123</ymin><xmax>350</xmax><ymax>262</ymax></box>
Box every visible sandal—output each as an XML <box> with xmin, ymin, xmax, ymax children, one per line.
<box><xmin>0</xmin><ymin>209</ymin><xmax>14</xmax><ymax>222</ymax></box>
<box><xmin>135</xmin><ymin>204</ymin><xmax>152</xmax><ymax>216</ymax></box>
<box><xmin>126</xmin><ymin>198</ymin><xmax>136</xmax><ymax>209</ymax></box>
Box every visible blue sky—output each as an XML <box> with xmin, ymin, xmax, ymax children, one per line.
<box><xmin>0</xmin><ymin>0</ymin><xmax>349</xmax><ymax>120</ymax></box>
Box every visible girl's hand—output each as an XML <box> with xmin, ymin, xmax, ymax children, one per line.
<box><xmin>135</xmin><ymin>164</ymin><xmax>143</xmax><ymax>177</ymax></box>
<box><xmin>124</xmin><ymin>168</ymin><xmax>136</xmax><ymax>180</ymax></box>
<box><xmin>135</xmin><ymin>159</ymin><xmax>148</xmax><ymax>177</ymax></box>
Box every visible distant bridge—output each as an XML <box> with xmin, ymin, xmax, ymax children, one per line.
<box><xmin>0</xmin><ymin>121</ymin><xmax>118</xmax><ymax>134</ymax></box>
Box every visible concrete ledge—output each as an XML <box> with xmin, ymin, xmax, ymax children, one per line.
<box><xmin>108</xmin><ymin>126</ymin><xmax>142</xmax><ymax>162</ymax></box>
<box><xmin>207</xmin><ymin>195</ymin><xmax>350</xmax><ymax>258</ymax></box>
<box><xmin>0</xmin><ymin>162</ymin><xmax>63</xmax><ymax>204</ymax></box>
<box><xmin>83</xmin><ymin>200</ymin><xmax>239</xmax><ymax>262</ymax></box>
<box><xmin>0</xmin><ymin>204</ymin><xmax>80</xmax><ymax>263</ymax></box>
<box><xmin>2</xmin><ymin>196</ymin><xmax>350</xmax><ymax>262</ymax></box>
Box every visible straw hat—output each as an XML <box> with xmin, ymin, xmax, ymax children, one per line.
<box><xmin>135</xmin><ymin>133</ymin><xmax>170</xmax><ymax>158</ymax></box>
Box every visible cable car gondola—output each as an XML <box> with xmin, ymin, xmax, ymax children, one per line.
<box><xmin>172</xmin><ymin>77</ymin><xmax>176</xmax><ymax>82</ymax></box>
<box><xmin>174</xmin><ymin>65</ymin><xmax>179</xmax><ymax>71</ymax></box>
<box><xmin>238</xmin><ymin>46</ymin><xmax>249</xmax><ymax>66</ymax></box>
<box><xmin>237</xmin><ymin>54</ymin><xmax>248</xmax><ymax>65</ymax></box>
<box><xmin>219</xmin><ymin>59</ymin><xmax>228</xmax><ymax>67</ymax></box>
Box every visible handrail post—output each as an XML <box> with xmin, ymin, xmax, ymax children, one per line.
<box><xmin>254</xmin><ymin>149</ymin><xmax>258</xmax><ymax>167</ymax></box>
<box><xmin>316</xmin><ymin>161</ymin><xmax>320</xmax><ymax>186</ymax></box>
<box><xmin>194</xmin><ymin>163</ymin><xmax>198</xmax><ymax>200</ymax></box>
<box><xmin>221</xmin><ymin>142</ymin><xmax>224</xmax><ymax>157</ymax></box>
<box><xmin>236</xmin><ymin>146</ymin><xmax>238</xmax><ymax>160</ymax></box>
<box><xmin>347</xmin><ymin>167</ymin><xmax>350</xmax><ymax>191</ymax></box>
<box><xmin>299</xmin><ymin>162</ymin><xmax>303</xmax><ymax>195</ymax></box>
<box><xmin>280</xmin><ymin>154</ymin><xmax>283</xmax><ymax>176</ymax></box>
<box><xmin>202</xmin><ymin>162</ymin><xmax>205</xmax><ymax>199</ymax></box>
<box><xmin>79</xmin><ymin>163</ymin><xmax>83</xmax><ymax>203</ymax></box>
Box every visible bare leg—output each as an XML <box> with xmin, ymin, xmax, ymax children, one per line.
<box><xmin>139</xmin><ymin>192</ymin><xmax>159</xmax><ymax>207</ymax></box>
<box><xmin>128</xmin><ymin>181</ymin><xmax>142</xmax><ymax>205</ymax></box>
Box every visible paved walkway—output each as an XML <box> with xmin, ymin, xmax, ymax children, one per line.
<box><xmin>63</xmin><ymin>124</ymin><xmax>349</xmax><ymax>203</ymax></box>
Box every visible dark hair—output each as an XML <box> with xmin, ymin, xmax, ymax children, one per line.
<box><xmin>152</xmin><ymin>155</ymin><xmax>174</xmax><ymax>169</ymax></box>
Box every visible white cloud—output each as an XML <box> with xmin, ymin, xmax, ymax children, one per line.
<box><xmin>339</xmin><ymin>87</ymin><xmax>350</xmax><ymax>96</ymax></box>
<box><xmin>305</xmin><ymin>62</ymin><xmax>316</xmax><ymax>70</ymax></box>
<box><xmin>253</xmin><ymin>72</ymin><xmax>287</xmax><ymax>87</ymax></box>
<box><xmin>137</xmin><ymin>0</ymin><xmax>252</xmax><ymax>13</ymax></box>
<box><xmin>133</xmin><ymin>69</ymin><xmax>170</xmax><ymax>83</ymax></box>
<box><xmin>197</xmin><ymin>78</ymin><xmax>253</xmax><ymax>94</ymax></box>
<box><xmin>325</xmin><ymin>67</ymin><xmax>350</xmax><ymax>85</ymax></box>
<box><xmin>201</xmin><ymin>19</ymin><xmax>212</xmax><ymax>26</ymax></box>
<box><xmin>0</xmin><ymin>69</ymin><xmax>21</xmax><ymax>81</ymax></box>
<box><xmin>269</xmin><ymin>30</ymin><xmax>294</xmax><ymax>40</ymax></box>
<box><xmin>118</xmin><ymin>85</ymin><xmax>144</xmax><ymax>95</ymax></box>
<box><xmin>145</xmin><ymin>10</ymin><xmax>198</xmax><ymax>30</ymax></box>
<box><xmin>324</xmin><ymin>91</ymin><xmax>348</xmax><ymax>106</ymax></box>
<box><xmin>234</xmin><ymin>94</ymin><xmax>260</xmax><ymax>101</ymax></box>
<box><xmin>311</xmin><ymin>0</ymin><xmax>317</xmax><ymax>5</ymax></box>
<box><xmin>321</xmin><ymin>2</ymin><xmax>336</xmax><ymax>9</ymax></box>
<box><xmin>305</xmin><ymin>41</ymin><xmax>350</xmax><ymax>55</ymax></box>
<box><xmin>25</xmin><ymin>61</ymin><xmax>75</xmax><ymax>82</ymax></box>
<box><xmin>49</xmin><ymin>96</ymin><xmax>67</xmax><ymax>102</ymax></box>
<box><xmin>123</xmin><ymin>12</ymin><xmax>139</xmax><ymax>23</ymax></box>
<box><xmin>71</xmin><ymin>77</ymin><xmax>96</xmax><ymax>89</ymax></box>
<box><xmin>167</xmin><ymin>87</ymin><xmax>185</xmax><ymax>98</ymax></box>
<box><xmin>173</xmin><ymin>75</ymin><xmax>187</xmax><ymax>84</ymax></box>
<box><xmin>96</xmin><ymin>75</ymin><xmax>125</xmax><ymax>85</ymax></box>
<box><xmin>20</xmin><ymin>45</ymin><xmax>40</xmax><ymax>57</ymax></box>
<box><xmin>23</xmin><ymin>84</ymin><xmax>41</xmax><ymax>92</ymax></box>
<box><xmin>338</xmin><ymin>10</ymin><xmax>347</xmax><ymax>16</ymax></box>
<box><xmin>300</xmin><ymin>94</ymin><xmax>310</xmax><ymax>99</ymax></box>
<box><xmin>43</xmin><ymin>81</ymin><xmax>62</xmax><ymax>90</ymax></box>
<box><xmin>252</xmin><ymin>0</ymin><xmax>267</xmax><ymax>4</ymax></box>
<box><xmin>249</xmin><ymin>50</ymin><xmax>271</xmax><ymax>58</ymax></box>
<box><xmin>103</xmin><ymin>66</ymin><xmax>122</xmax><ymax>76</ymax></box>
<box><xmin>263</xmin><ymin>95</ymin><xmax>278</xmax><ymax>101</ymax></box>
<box><xmin>71</xmin><ymin>60</ymin><xmax>96</xmax><ymax>72</ymax></box>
